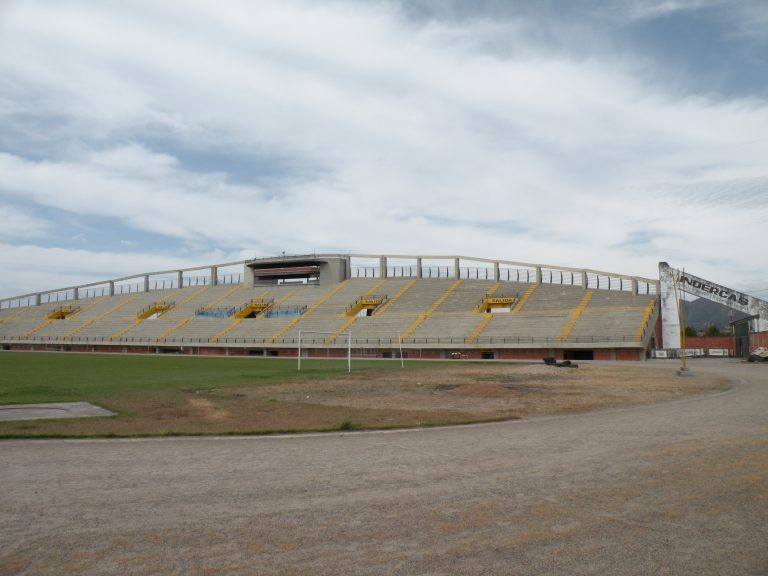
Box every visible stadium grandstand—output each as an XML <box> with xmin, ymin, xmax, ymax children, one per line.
<box><xmin>0</xmin><ymin>254</ymin><xmax>670</xmax><ymax>361</ymax></box>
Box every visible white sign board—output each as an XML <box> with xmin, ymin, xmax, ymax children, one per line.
<box><xmin>659</xmin><ymin>262</ymin><xmax>768</xmax><ymax>350</ymax></box>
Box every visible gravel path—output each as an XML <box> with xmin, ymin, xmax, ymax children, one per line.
<box><xmin>1</xmin><ymin>359</ymin><xmax>766</xmax><ymax>575</ymax></box>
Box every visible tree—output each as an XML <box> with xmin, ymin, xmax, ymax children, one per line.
<box><xmin>684</xmin><ymin>326</ymin><xmax>698</xmax><ymax>337</ymax></box>
<box><xmin>705</xmin><ymin>324</ymin><xmax>721</xmax><ymax>337</ymax></box>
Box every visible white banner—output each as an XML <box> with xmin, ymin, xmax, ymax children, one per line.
<box><xmin>659</xmin><ymin>262</ymin><xmax>768</xmax><ymax>349</ymax></box>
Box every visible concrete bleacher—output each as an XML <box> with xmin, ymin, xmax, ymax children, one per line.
<box><xmin>407</xmin><ymin>314</ymin><xmax>486</xmax><ymax>343</ymax></box>
<box><xmin>26</xmin><ymin>296</ymin><xmax>111</xmax><ymax>341</ymax></box>
<box><xmin>0</xmin><ymin>301</ymin><xmax>63</xmax><ymax>340</ymax></box>
<box><xmin>349</xmin><ymin>315</ymin><xmax>418</xmax><ymax>345</ymax></box>
<box><xmin>68</xmin><ymin>291</ymin><xmax>166</xmax><ymax>342</ymax></box>
<box><xmin>221</xmin><ymin>284</ymin><xmax>334</xmax><ymax>341</ymax></box>
<box><xmin>273</xmin><ymin>278</ymin><xmax>379</xmax><ymax>343</ymax></box>
<box><xmin>430</xmin><ymin>280</ymin><xmax>491</xmax><ymax>313</ymax></box>
<box><xmin>518</xmin><ymin>284</ymin><xmax>587</xmax><ymax>312</ymax></box>
<box><xmin>478</xmin><ymin>312</ymin><xmax>570</xmax><ymax>343</ymax></box>
<box><xmin>0</xmin><ymin>276</ymin><xmax>657</xmax><ymax>350</ymax></box>
<box><xmin>565</xmin><ymin>293</ymin><xmax>656</xmax><ymax>343</ymax></box>
<box><xmin>114</xmin><ymin>285</ymin><xmax>227</xmax><ymax>342</ymax></box>
<box><xmin>377</xmin><ymin>279</ymin><xmax>452</xmax><ymax>315</ymax></box>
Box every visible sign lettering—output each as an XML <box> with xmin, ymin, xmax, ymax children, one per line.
<box><xmin>680</xmin><ymin>275</ymin><xmax>749</xmax><ymax>306</ymax></box>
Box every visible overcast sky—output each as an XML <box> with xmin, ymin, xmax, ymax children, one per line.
<box><xmin>1</xmin><ymin>0</ymin><xmax>767</xmax><ymax>299</ymax></box>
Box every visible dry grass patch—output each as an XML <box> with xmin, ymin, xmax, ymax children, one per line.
<box><xmin>0</xmin><ymin>361</ymin><xmax>728</xmax><ymax>437</ymax></box>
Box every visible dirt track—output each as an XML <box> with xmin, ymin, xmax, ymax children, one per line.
<box><xmin>1</xmin><ymin>359</ymin><xmax>766</xmax><ymax>575</ymax></box>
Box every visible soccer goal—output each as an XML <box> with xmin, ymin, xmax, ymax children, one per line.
<box><xmin>297</xmin><ymin>330</ymin><xmax>352</xmax><ymax>372</ymax></box>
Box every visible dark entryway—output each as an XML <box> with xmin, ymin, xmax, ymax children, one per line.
<box><xmin>733</xmin><ymin>320</ymin><xmax>751</xmax><ymax>358</ymax></box>
<box><xmin>564</xmin><ymin>350</ymin><xmax>594</xmax><ymax>360</ymax></box>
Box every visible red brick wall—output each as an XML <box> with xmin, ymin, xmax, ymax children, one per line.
<box><xmin>616</xmin><ymin>349</ymin><xmax>642</xmax><ymax>360</ymax></box>
<box><xmin>685</xmin><ymin>336</ymin><xmax>735</xmax><ymax>355</ymax></box>
<box><xmin>94</xmin><ymin>346</ymin><xmax>125</xmax><ymax>353</ymax></box>
<box><xmin>499</xmin><ymin>349</ymin><xmax>557</xmax><ymax>360</ymax></box>
<box><xmin>0</xmin><ymin>344</ymin><xmax>656</xmax><ymax>361</ymax></box>
<box><xmin>197</xmin><ymin>347</ymin><xmax>226</xmax><ymax>355</ymax></box>
<box><xmin>750</xmin><ymin>331</ymin><xmax>768</xmax><ymax>350</ymax></box>
<box><xmin>226</xmin><ymin>349</ymin><xmax>249</xmax><ymax>356</ymax></box>
<box><xmin>416</xmin><ymin>350</ymin><xmax>442</xmax><ymax>359</ymax></box>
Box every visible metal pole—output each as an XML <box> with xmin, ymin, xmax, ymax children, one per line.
<box><xmin>347</xmin><ymin>331</ymin><xmax>351</xmax><ymax>373</ymax></box>
<box><xmin>298</xmin><ymin>330</ymin><xmax>302</xmax><ymax>371</ymax></box>
<box><xmin>680</xmin><ymin>269</ymin><xmax>687</xmax><ymax>371</ymax></box>
<box><xmin>399</xmin><ymin>336</ymin><xmax>404</xmax><ymax>368</ymax></box>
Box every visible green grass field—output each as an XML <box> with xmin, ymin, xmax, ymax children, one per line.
<box><xmin>0</xmin><ymin>351</ymin><xmax>430</xmax><ymax>405</ymax></box>
<box><xmin>0</xmin><ymin>351</ymin><xmax>481</xmax><ymax>438</ymax></box>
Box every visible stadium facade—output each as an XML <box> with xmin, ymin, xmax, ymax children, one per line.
<box><xmin>1</xmin><ymin>254</ymin><xmax>765</xmax><ymax>360</ymax></box>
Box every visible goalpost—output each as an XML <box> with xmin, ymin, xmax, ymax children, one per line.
<box><xmin>297</xmin><ymin>331</ymin><xmax>405</xmax><ymax>372</ymax></box>
<box><xmin>298</xmin><ymin>330</ymin><xmax>351</xmax><ymax>372</ymax></box>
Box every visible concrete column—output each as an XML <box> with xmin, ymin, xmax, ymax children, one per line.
<box><xmin>74</xmin><ymin>287</ymin><xmax>80</xmax><ymax>300</ymax></box>
<box><xmin>454</xmin><ymin>258</ymin><xmax>460</xmax><ymax>279</ymax></box>
<box><xmin>34</xmin><ymin>293</ymin><xmax>41</xmax><ymax>306</ymax></box>
<box><xmin>344</xmin><ymin>256</ymin><xmax>352</xmax><ymax>279</ymax></box>
<box><xmin>210</xmin><ymin>266</ymin><xmax>218</xmax><ymax>286</ymax></box>
<box><xmin>416</xmin><ymin>258</ymin><xmax>422</xmax><ymax>278</ymax></box>
<box><xmin>143</xmin><ymin>275</ymin><xmax>150</xmax><ymax>292</ymax></box>
<box><xmin>535</xmin><ymin>267</ymin><xmax>542</xmax><ymax>284</ymax></box>
<box><xmin>659</xmin><ymin>263</ymin><xmax>680</xmax><ymax>350</ymax></box>
<box><xmin>242</xmin><ymin>264</ymin><xmax>255</xmax><ymax>287</ymax></box>
<box><xmin>108</xmin><ymin>282</ymin><xmax>114</xmax><ymax>296</ymax></box>
<box><xmin>581</xmin><ymin>270</ymin><xmax>588</xmax><ymax>290</ymax></box>
<box><xmin>379</xmin><ymin>256</ymin><xmax>387</xmax><ymax>278</ymax></box>
<box><xmin>177</xmin><ymin>271</ymin><xmax>183</xmax><ymax>288</ymax></box>
<box><xmin>631</xmin><ymin>278</ymin><xmax>638</xmax><ymax>296</ymax></box>
<box><xmin>493</xmin><ymin>262</ymin><xmax>500</xmax><ymax>282</ymax></box>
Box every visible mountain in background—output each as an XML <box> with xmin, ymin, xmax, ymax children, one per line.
<box><xmin>683</xmin><ymin>298</ymin><xmax>749</xmax><ymax>331</ymax></box>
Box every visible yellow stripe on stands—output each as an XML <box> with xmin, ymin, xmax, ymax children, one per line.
<box><xmin>268</xmin><ymin>281</ymin><xmax>350</xmax><ymax>343</ymax></box>
<box><xmin>373</xmin><ymin>279</ymin><xmax>417</xmax><ymax>316</ymax></box>
<box><xmin>512</xmin><ymin>284</ymin><xmax>537</xmax><ymax>312</ymax></box>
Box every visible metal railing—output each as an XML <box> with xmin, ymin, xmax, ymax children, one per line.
<box><xmin>2</xmin><ymin>333</ymin><xmax>643</xmax><ymax>346</ymax></box>
<box><xmin>345</xmin><ymin>295</ymin><xmax>388</xmax><ymax>313</ymax></box>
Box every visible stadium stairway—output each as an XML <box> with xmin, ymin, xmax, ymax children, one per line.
<box><xmin>325</xmin><ymin>278</ymin><xmax>387</xmax><ymax>344</ymax></box>
<box><xmin>400</xmin><ymin>279</ymin><xmax>464</xmax><ymax>340</ymax></box>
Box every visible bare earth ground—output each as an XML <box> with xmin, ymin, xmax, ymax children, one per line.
<box><xmin>0</xmin><ymin>360</ymin><xmax>766</xmax><ymax>575</ymax></box>
<box><xmin>0</xmin><ymin>363</ymin><xmax>728</xmax><ymax>436</ymax></box>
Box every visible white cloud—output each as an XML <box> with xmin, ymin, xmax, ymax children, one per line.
<box><xmin>0</xmin><ymin>243</ymin><xmax>237</xmax><ymax>298</ymax></box>
<box><xmin>0</xmin><ymin>204</ymin><xmax>50</xmax><ymax>238</ymax></box>
<box><xmin>0</xmin><ymin>0</ymin><xmax>766</xmax><ymax>297</ymax></box>
<box><xmin>624</xmin><ymin>0</ymin><xmax>715</xmax><ymax>20</ymax></box>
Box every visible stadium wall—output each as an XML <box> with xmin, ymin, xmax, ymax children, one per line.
<box><xmin>0</xmin><ymin>342</ymin><xmax>647</xmax><ymax>361</ymax></box>
<box><xmin>684</xmin><ymin>336</ymin><xmax>736</xmax><ymax>356</ymax></box>
<box><xmin>750</xmin><ymin>331</ymin><xmax>768</xmax><ymax>350</ymax></box>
